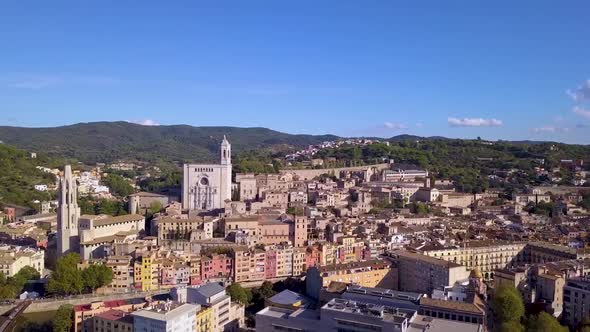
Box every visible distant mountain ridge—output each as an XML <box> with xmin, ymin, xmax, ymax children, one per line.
<box><xmin>0</xmin><ymin>121</ymin><xmax>340</xmax><ymax>164</ymax></box>
<box><xmin>0</xmin><ymin>121</ymin><xmax>567</xmax><ymax>165</ymax></box>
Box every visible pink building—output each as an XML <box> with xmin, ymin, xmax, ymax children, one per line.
<box><xmin>160</xmin><ymin>268</ymin><xmax>174</xmax><ymax>286</ymax></box>
<box><xmin>305</xmin><ymin>247</ymin><xmax>321</xmax><ymax>268</ymax></box>
<box><xmin>201</xmin><ymin>254</ymin><xmax>233</xmax><ymax>281</ymax></box>
<box><xmin>173</xmin><ymin>265</ymin><xmax>190</xmax><ymax>285</ymax></box>
<box><xmin>354</xmin><ymin>246</ymin><xmax>364</xmax><ymax>261</ymax></box>
<box><xmin>190</xmin><ymin>275</ymin><xmax>202</xmax><ymax>285</ymax></box>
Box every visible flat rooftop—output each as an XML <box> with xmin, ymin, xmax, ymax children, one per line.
<box><xmin>344</xmin><ymin>285</ymin><xmax>423</xmax><ymax>302</ymax></box>
<box><xmin>323</xmin><ymin>298</ymin><xmax>415</xmax><ymax>324</ymax></box>
<box><xmin>408</xmin><ymin>315</ymin><xmax>482</xmax><ymax>332</ymax></box>
<box><xmin>256</xmin><ymin>307</ymin><xmax>318</xmax><ymax>321</ymax></box>
<box><xmin>131</xmin><ymin>302</ymin><xmax>198</xmax><ymax>321</ymax></box>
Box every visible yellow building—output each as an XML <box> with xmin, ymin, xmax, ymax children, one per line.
<box><xmin>196</xmin><ymin>306</ymin><xmax>214</xmax><ymax>332</ymax></box>
<box><xmin>292</xmin><ymin>248</ymin><xmax>306</xmax><ymax>276</ymax></box>
<box><xmin>338</xmin><ymin>236</ymin><xmax>357</xmax><ymax>263</ymax></box>
<box><xmin>136</xmin><ymin>255</ymin><xmax>158</xmax><ymax>291</ymax></box>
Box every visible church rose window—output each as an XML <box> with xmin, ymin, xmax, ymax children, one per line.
<box><xmin>200</xmin><ymin>177</ymin><xmax>209</xmax><ymax>186</ymax></box>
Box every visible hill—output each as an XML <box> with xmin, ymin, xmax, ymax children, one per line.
<box><xmin>0</xmin><ymin>122</ymin><xmax>339</xmax><ymax>164</ymax></box>
<box><xmin>0</xmin><ymin>145</ymin><xmax>63</xmax><ymax>208</ymax></box>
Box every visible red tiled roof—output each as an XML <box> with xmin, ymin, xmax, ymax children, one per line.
<box><xmin>95</xmin><ymin>309</ymin><xmax>131</xmax><ymax>322</ymax></box>
<box><xmin>74</xmin><ymin>299</ymin><xmax>129</xmax><ymax>312</ymax></box>
<box><xmin>105</xmin><ymin>300</ymin><xmax>127</xmax><ymax>308</ymax></box>
<box><xmin>74</xmin><ymin>304</ymin><xmax>91</xmax><ymax>312</ymax></box>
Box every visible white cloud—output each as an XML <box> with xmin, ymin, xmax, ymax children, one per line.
<box><xmin>415</xmin><ymin>122</ymin><xmax>424</xmax><ymax>128</ymax></box>
<box><xmin>3</xmin><ymin>74</ymin><xmax>119</xmax><ymax>89</ymax></box>
<box><xmin>130</xmin><ymin>119</ymin><xmax>160</xmax><ymax>126</ymax></box>
<box><xmin>531</xmin><ymin>126</ymin><xmax>571</xmax><ymax>133</ymax></box>
<box><xmin>448</xmin><ymin>117</ymin><xmax>502</xmax><ymax>127</ymax></box>
<box><xmin>573</xmin><ymin>106</ymin><xmax>590</xmax><ymax>119</ymax></box>
<box><xmin>567</xmin><ymin>79</ymin><xmax>590</xmax><ymax>103</ymax></box>
<box><xmin>383</xmin><ymin>122</ymin><xmax>407</xmax><ymax>130</ymax></box>
<box><xmin>6</xmin><ymin>75</ymin><xmax>63</xmax><ymax>89</ymax></box>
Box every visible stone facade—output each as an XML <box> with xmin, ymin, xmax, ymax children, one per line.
<box><xmin>182</xmin><ymin>137</ymin><xmax>232</xmax><ymax>211</ymax></box>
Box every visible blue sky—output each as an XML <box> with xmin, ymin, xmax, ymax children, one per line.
<box><xmin>1</xmin><ymin>1</ymin><xmax>590</xmax><ymax>143</ymax></box>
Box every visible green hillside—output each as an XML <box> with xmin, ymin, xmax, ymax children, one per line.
<box><xmin>0</xmin><ymin>144</ymin><xmax>63</xmax><ymax>208</ymax></box>
<box><xmin>0</xmin><ymin>122</ymin><xmax>339</xmax><ymax>164</ymax></box>
<box><xmin>317</xmin><ymin>139</ymin><xmax>590</xmax><ymax>193</ymax></box>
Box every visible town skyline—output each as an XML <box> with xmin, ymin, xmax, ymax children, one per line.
<box><xmin>2</xmin><ymin>2</ymin><xmax>590</xmax><ymax>331</ymax></box>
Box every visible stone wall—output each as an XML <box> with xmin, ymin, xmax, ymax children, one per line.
<box><xmin>280</xmin><ymin>163</ymin><xmax>389</xmax><ymax>181</ymax></box>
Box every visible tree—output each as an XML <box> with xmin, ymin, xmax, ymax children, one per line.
<box><xmin>257</xmin><ymin>281</ymin><xmax>276</xmax><ymax>299</ymax></box>
<box><xmin>11</xmin><ymin>266</ymin><xmax>40</xmax><ymax>292</ymax></box>
<box><xmin>81</xmin><ymin>267</ymin><xmax>99</xmax><ymax>291</ymax></box>
<box><xmin>273</xmin><ymin>277</ymin><xmax>305</xmax><ymax>294</ymax></box>
<box><xmin>526</xmin><ymin>201</ymin><xmax>554</xmax><ymax>217</ymax></box>
<box><xmin>95</xmin><ymin>199</ymin><xmax>127</xmax><ymax>216</ymax></box>
<box><xmin>94</xmin><ymin>264</ymin><xmax>113</xmax><ymax>289</ymax></box>
<box><xmin>226</xmin><ymin>283</ymin><xmax>252</xmax><ymax>305</ymax></box>
<box><xmin>47</xmin><ymin>253</ymin><xmax>84</xmax><ymax>295</ymax></box>
<box><xmin>13</xmin><ymin>266</ymin><xmax>40</xmax><ymax>282</ymax></box>
<box><xmin>352</xmin><ymin>146</ymin><xmax>362</xmax><ymax>161</ymax></box>
<box><xmin>492</xmin><ymin>285</ymin><xmax>524</xmax><ymax>328</ymax></box>
<box><xmin>0</xmin><ymin>266</ymin><xmax>41</xmax><ymax>299</ymax></box>
<box><xmin>53</xmin><ymin>304</ymin><xmax>73</xmax><ymax>332</ymax></box>
<box><xmin>149</xmin><ymin>201</ymin><xmax>163</xmax><ymax>215</ymax></box>
<box><xmin>414</xmin><ymin>202</ymin><xmax>429</xmax><ymax>215</ymax></box>
<box><xmin>0</xmin><ymin>285</ymin><xmax>16</xmax><ymax>299</ymax></box>
<box><xmin>101</xmin><ymin>174</ymin><xmax>135</xmax><ymax>197</ymax></box>
<box><xmin>496</xmin><ymin>321</ymin><xmax>523</xmax><ymax>332</ymax></box>
<box><xmin>82</xmin><ymin>264</ymin><xmax>114</xmax><ymax>292</ymax></box>
<box><xmin>525</xmin><ymin>312</ymin><xmax>567</xmax><ymax>332</ymax></box>
<box><xmin>78</xmin><ymin>198</ymin><xmax>95</xmax><ymax>215</ymax></box>
<box><xmin>286</xmin><ymin>206</ymin><xmax>304</xmax><ymax>216</ymax></box>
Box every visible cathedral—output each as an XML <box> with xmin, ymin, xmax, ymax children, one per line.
<box><xmin>182</xmin><ymin>136</ymin><xmax>232</xmax><ymax>211</ymax></box>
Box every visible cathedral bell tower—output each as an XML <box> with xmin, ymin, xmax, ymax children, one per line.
<box><xmin>57</xmin><ymin>164</ymin><xmax>80</xmax><ymax>254</ymax></box>
<box><xmin>221</xmin><ymin>135</ymin><xmax>231</xmax><ymax>165</ymax></box>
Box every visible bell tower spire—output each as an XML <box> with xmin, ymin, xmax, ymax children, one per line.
<box><xmin>221</xmin><ymin>135</ymin><xmax>231</xmax><ymax>165</ymax></box>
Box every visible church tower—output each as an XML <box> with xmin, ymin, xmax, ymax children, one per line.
<box><xmin>221</xmin><ymin>135</ymin><xmax>231</xmax><ymax>165</ymax></box>
<box><xmin>219</xmin><ymin>136</ymin><xmax>232</xmax><ymax>206</ymax></box>
<box><xmin>293</xmin><ymin>216</ymin><xmax>308</xmax><ymax>247</ymax></box>
<box><xmin>57</xmin><ymin>165</ymin><xmax>80</xmax><ymax>254</ymax></box>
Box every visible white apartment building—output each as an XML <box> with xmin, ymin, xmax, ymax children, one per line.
<box><xmin>173</xmin><ymin>282</ymin><xmax>244</xmax><ymax>332</ymax></box>
<box><xmin>132</xmin><ymin>302</ymin><xmax>198</xmax><ymax>332</ymax></box>
<box><xmin>0</xmin><ymin>247</ymin><xmax>45</xmax><ymax>277</ymax></box>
